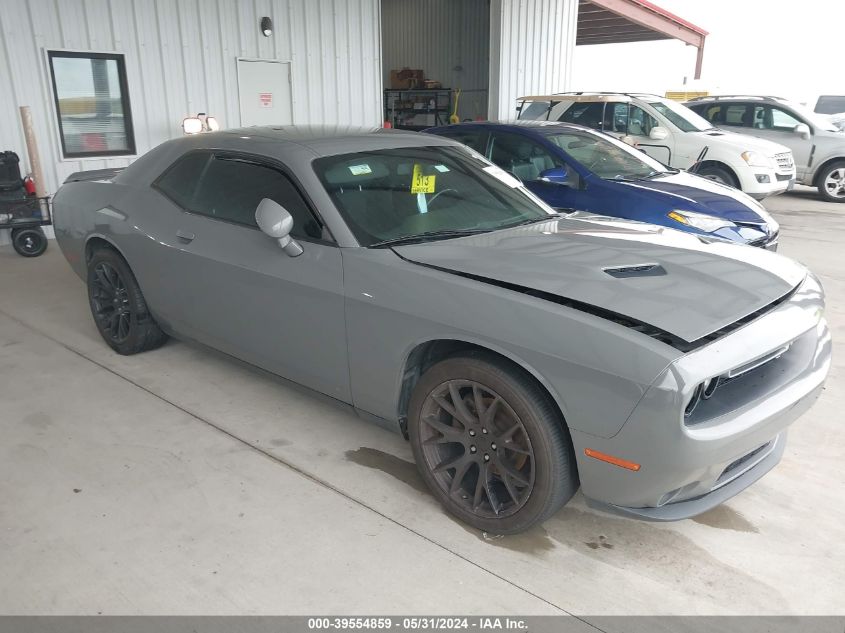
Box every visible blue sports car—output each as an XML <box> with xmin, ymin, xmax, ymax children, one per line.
<box><xmin>426</xmin><ymin>121</ymin><xmax>779</xmax><ymax>249</ymax></box>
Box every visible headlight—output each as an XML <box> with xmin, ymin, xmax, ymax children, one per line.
<box><xmin>667</xmin><ymin>210</ymin><xmax>736</xmax><ymax>233</ymax></box>
<box><xmin>741</xmin><ymin>151</ymin><xmax>774</xmax><ymax>169</ymax></box>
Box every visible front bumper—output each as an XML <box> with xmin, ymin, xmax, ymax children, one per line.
<box><xmin>571</xmin><ymin>276</ymin><xmax>831</xmax><ymax>521</ymax></box>
<box><xmin>741</xmin><ymin>171</ymin><xmax>795</xmax><ymax>199</ymax></box>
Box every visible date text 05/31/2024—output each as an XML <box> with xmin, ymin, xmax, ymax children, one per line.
<box><xmin>307</xmin><ymin>617</ymin><xmax>529</xmax><ymax>631</ymax></box>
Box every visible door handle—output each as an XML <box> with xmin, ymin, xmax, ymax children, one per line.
<box><xmin>176</xmin><ymin>229</ymin><xmax>195</xmax><ymax>243</ymax></box>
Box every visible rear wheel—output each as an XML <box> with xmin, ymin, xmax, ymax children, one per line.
<box><xmin>818</xmin><ymin>161</ymin><xmax>845</xmax><ymax>202</ymax></box>
<box><xmin>696</xmin><ymin>165</ymin><xmax>738</xmax><ymax>188</ymax></box>
<box><xmin>11</xmin><ymin>227</ymin><xmax>47</xmax><ymax>257</ymax></box>
<box><xmin>408</xmin><ymin>354</ymin><xmax>578</xmax><ymax>534</ymax></box>
<box><xmin>87</xmin><ymin>248</ymin><xmax>168</xmax><ymax>355</ymax></box>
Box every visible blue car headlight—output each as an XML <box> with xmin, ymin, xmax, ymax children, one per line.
<box><xmin>667</xmin><ymin>210</ymin><xmax>736</xmax><ymax>233</ymax></box>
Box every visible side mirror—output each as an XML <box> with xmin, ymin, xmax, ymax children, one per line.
<box><xmin>539</xmin><ymin>166</ymin><xmax>571</xmax><ymax>186</ymax></box>
<box><xmin>255</xmin><ymin>198</ymin><xmax>303</xmax><ymax>257</ymax></box>
<box><xmin>794</xmin><ymin>123</ymin><xmax>811</xmax><ymax>139</ymax></box>
<box><xmin>649</xmin><ymin>126</ymin><xmax>669</xmax><ymax>141</ymax></box>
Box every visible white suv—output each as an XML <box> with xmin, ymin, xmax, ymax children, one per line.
<box><xmin>517</xmin><ymin>93</ymin><xmax>796</xmax><ymax>199</ymax></box>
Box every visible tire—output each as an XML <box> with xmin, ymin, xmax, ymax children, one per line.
<box><xmin>87</xmin><ymin>247</ymin><xmax>168</xmax><ymax>355</ymax></box>
<box><xmin>408</xmin><ymin>353</ymin><xmax>578</xmax><ymax>534</ymax></box>
<box><xmin>696</xmin><ymin>165</ymin><xmax>738</xmax><ymax>189</ymax></box>
<box><xmin>11</xmin><ymin>227</ymin><xmax>47</xmax><ymax>257</ymax></box>
<box><xmin>817</xmin><ymin>161</ymin><xmax>845</xmax><ymax>203</ymax></box>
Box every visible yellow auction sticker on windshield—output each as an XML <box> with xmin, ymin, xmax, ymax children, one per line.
<box><xmin>411</xmin><ymin>164</ymin><xmax>436</xmax><ymax>194</ymax></box>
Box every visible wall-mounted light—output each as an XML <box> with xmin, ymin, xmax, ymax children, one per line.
<box><xmin>260</xmin><ymin>16</ymin><xmax>273</xmax><ymax>37</ymax></box>
<box><xmin>182</xmin><ymin>112</ymin><xmax>220</xmax><ymax>135</ymax></box>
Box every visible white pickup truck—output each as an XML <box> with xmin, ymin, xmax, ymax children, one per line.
<box><xmin>517</xmin><ymin>93</ymin><xmax>796</xmax><ymax>199</ymax></box>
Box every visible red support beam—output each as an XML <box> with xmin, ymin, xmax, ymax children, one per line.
<box><xmin>576</xmin><ymin>0</ymin><xmax>707</xmax><ymax>79</ymax></box>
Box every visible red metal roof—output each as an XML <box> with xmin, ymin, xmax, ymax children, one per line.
<box><xmin>577</xmin><ymin>0</ymin><xmax>708</xmax><ymax>77</ymax></box>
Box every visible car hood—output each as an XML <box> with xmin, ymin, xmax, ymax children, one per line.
<box><xmin>615</xmin><ymin>171</ymin><xmax>771</xmax><ymax>225</ymax></box>
<box><xmin>394</xmin><ymin>215</ymin><xmax>805</xmax><ymax>344</ymax></box>
<box><xmin>691</xmin><ymin>129</ymin><xmax>792</xmax><ymax>156</ymax></box>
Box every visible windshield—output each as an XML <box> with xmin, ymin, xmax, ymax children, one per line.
<box><xmin>313</xmin><ymin>146</ymin><xmax>555</xmax><ymax>247</ymax></box>
<box><xmin>782</xmin><ymin>101</ymin><xmax>839</xmax><ymax>132</ymax></box>
<box><xmin>545</xmin><ymin>130</ymin><xmax>670</xmax><ymax>180</ymax></box>
<box><xmin>647</xmin><ymin>99</ymin><xmax>714</xmax><ymax>132</ymax></box>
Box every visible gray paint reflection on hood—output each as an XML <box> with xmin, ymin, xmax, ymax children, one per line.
<box><xmin>393</xmin><ymin>216</ymin><xmax>806</xmax><ymax>344</ymax></box>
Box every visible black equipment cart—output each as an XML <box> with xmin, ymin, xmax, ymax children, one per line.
<box><xmin>0</xmin><ymin>197</ymin><xmax>51</xmax><ymax>257</ymax></box>
<box><xmin>1</xmin><ymin>150</ymin><xmax>50</xmax><ymax>257</ymax></box>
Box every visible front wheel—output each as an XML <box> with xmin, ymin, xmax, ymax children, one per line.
<box><xmin>818</xmin><ymin>161</ymin><xmax>845</xmax><ymax>202</ymax></box>
<box><xmin>696</xmin><ymin>165</ymin><xmax>738</xmax><ymax>188</ymax></box>
<box><xmin>408</xmin><ymin>354</ymin><xmax>578</xmax><ymax>534</ymax></box>
<box><xmin>11</xmin><ymin>227</ymin><xmax>47</xmax><ymax>257</ymax></box>
<box><xmin>87</xmin><ymin>248</ymin><xmax>168</xmax><ymax>355</ymax></box>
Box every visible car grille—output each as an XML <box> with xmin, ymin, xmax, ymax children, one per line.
<box><xmin>714</xmin><ymin>440</ymin><xmax>775</xmax><ymax>488</ymax></box>
<box><xmin>774</xmin><ymin>152</ymin><xmax>794</xmax><ymax>171</ymax></box>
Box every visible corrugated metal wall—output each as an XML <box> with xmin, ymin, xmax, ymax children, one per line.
<box><xmin>489</xmin><ymin>0</ymin><xmax>578</xmax><ymax>120</ymax></box>
<box><xmin>381</xmin><ymin>0</ymin><xmax>489</xmax><ymax>121</ymax></box>
<box><xmin>0</xmin><ymin>0</ymin><xmax>383</xmax><ymax>199</ymax></box>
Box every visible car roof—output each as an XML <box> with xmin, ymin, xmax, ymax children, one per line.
<box><xmin>429</xmin><ymin>120</ymin><xmax>595</xmax><ymax>137</ymax></box>
<box><xmin>205</xmin><ymin>124</ymin><xmax>462</xmax><ymax>156</ymax></box>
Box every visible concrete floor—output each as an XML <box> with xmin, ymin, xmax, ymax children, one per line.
<box><xmin>0</xmin><ymin>186</ymin><xmax>842</xmax><ymax>616</ymax></box>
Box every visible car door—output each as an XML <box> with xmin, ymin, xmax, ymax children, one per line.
<box><xmin>744</xmin><ymin>104</ymin><xmax>811</xmax><ymax>173</ymax></box>
<box><xmin>152</xmin><ymin>150</ymin><xmax>351</xmax><ymax>402</ymax></box>
<box><xmin>487</xmin><ymin>131</ymin><xmax>581</xmax><ymax>210</ymax></box>
<box><xmin>619</xmin><ymin>103</ymin><xmax>674</xmax><ymax>165</ymax></box>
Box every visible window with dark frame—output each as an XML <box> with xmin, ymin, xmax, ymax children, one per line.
<box><xmin>154</xmin><ymin>151</ymin><xmax>325</xmax><ymax>241</ymax></box>
<box><xmin>47</xmin><ymin>51</ymin><xmax>136</xmax><ymax>158</ymax></box>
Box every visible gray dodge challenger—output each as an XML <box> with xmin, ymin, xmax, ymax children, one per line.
<box><xmin>53</xmin><ymin>126</ymin><xmax>831</xmax><ymax>534</ymax></box>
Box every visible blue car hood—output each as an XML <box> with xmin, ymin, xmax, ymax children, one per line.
<box><xmin>615</xmin><ymin>171</ymin><xmax>769</xmax><ymax>226</ymax></box>
<box><xmin>395</xmin><ymin>214</ymin><xmax>804</xmax><ymax>344</ymax></box>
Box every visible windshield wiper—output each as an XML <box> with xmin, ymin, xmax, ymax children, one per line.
<box><xmin>501</xmin><ymin>213</ymin><xmax>564</xmax><ymax>229</ymax></box>
<box><xmin>641</xmin><ymin>169</ymin><xmax>678</xmax><ymax>179</ymax></box>
<box><xmin>369</xmin><ymin>228</ymin><xmax>490</xmax><ymax>248</ymax></box>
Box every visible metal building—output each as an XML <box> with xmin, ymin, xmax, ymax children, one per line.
<box><xmin>0</xmin><ymin>0</ymin><xmax>704</xmax><ymax>205</ymax></box>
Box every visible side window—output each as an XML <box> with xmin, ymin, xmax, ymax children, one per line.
<box><xmin>489</xmin><ymin>133</ymin><xmax>562</xmax><ymax>182</ymax></box>
<box><xmin>439</xmin><ymin>130</ymin><xmax>489</xmax><ymax>155</ymax></box>
<box><xmin>769</xmin><ymin>107</ymin><xmax>802</xmax><ymax>131</ymax></box>
<box><xmin>558</xmin><ymin>102</ymin><xmax>605</xmax><ymax>130</ymax></box>
<box><xmin>702</xmin><ymin>105</ymin><xmax>722</xmax><ymax>124</ymax></box>
<box><xmin>723</xmin><ymin>104</ymin><xmax>750</xmax><ymax>127</ymax></box>
<box><xmin>155</xmin><ymin>152</ymin><xmax>211</xmax><ymax>209</ymax></box>
<box><xmin>626</xmin><ymin>105</ymin><xmax>658</xmax><ymax>137</ymax></box>
<box><xmin>605</xmin><ymin>103</ymin><xmax>630</xmax><ymax>133</ymax></box>
<box><xmin>191</xmin><ymin>156</ymin><xmax>323</xmax><ymax>239</ymax></box>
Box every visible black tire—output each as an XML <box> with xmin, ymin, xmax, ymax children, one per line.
<box><xmin>696</xmin><ymin>165</ymin><xmax>738</xmax><ymax>189</ymax></box>
<box><xmin>11</xmin><ymin>227</ymin><xmax>47</xmax><ymax>257</ymax></box>
<box><xmin>408</xmin><ymin>353</ymin><xmax>578</xmax><ymax>534</ymax></box>
<box><xmin>87</xmin><ymin>247</ymin><xmax>168</xmax><ymax>355</ymax></box>
<box><xmin>817</xmin><ymin>160</ymin><xmax>845</xmax><ymax>203</ymax></box>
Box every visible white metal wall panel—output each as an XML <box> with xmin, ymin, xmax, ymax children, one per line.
<box><xmin>0</xmin><ymin>0</ymin><xmax>383</xmax><ymax>199</ymax></box>
<box><xmin>381</xmin><ymin>0</ymin><xmax>490</xmax><ymax>121</ymax></box>
<box><xmin>489</xmin><ymin>0</ymin><xmax>578</xmax><ymax>120</ymax></box>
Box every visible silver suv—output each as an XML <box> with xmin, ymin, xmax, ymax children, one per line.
<box><xmin>687</xmin><ymin>95</ymin><xmax>845</xmax><ymax>202</ymax></box>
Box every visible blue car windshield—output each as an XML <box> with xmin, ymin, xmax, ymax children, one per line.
<box><xmin>546</xmin><ymin>130</ymin><xmax>669</xmax><ymax>180</ymax></box>
<box><xmin>314</xmin><ymin>146</ymin><xmax>556</xmax><ymax>247</ymax></box>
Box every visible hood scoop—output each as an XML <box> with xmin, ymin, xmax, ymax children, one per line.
<box><xmin>603</xmin><ymin>263</ymin><xmax>666</xmax><ymax>279</ymax></box>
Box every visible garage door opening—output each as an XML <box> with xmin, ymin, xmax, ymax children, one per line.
<box><xmin>381</xmin><ymin>0</ymin><xmax>490</xmax><ymax>128</ymax></box>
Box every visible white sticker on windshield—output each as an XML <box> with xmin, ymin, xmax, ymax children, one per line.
<box><xmin>434</xmin><ymin>164</ymin><xmax>450</xmax><ymax>173</ymax></box>
<box><xmin>348</xmin><ymin>164</ymin><xmax>372</xmax><ymax>175</ymax></box>
<box><xmin>483</xmin><ymin>165</ymin><xmax>521</xmax><ymax>188</ymax></box>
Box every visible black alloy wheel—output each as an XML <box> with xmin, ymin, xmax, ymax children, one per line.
<box><xmin>409</xmin><ymin>354</ymin><xmax>578</xmax><ymax>534</ymax></box>
<box><xmin>90</xmin><ymin>260</ymin><xmax>132</xmax><ymax>344</ymax></box>
<box><xmin>86</xmin><ymin>248</ymin><xmax>168</xmax><ymax>355</ymax></box>
<box><xmin>418</xmin><ymin>379</ymin><xmax>535</xmax><ymax>518</ymax></box>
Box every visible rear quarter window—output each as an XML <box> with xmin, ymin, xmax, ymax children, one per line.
<box><xmin>155</xmin><ymin>151</ymin><xmax>210</xmax><ymax>209</ymax></box>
